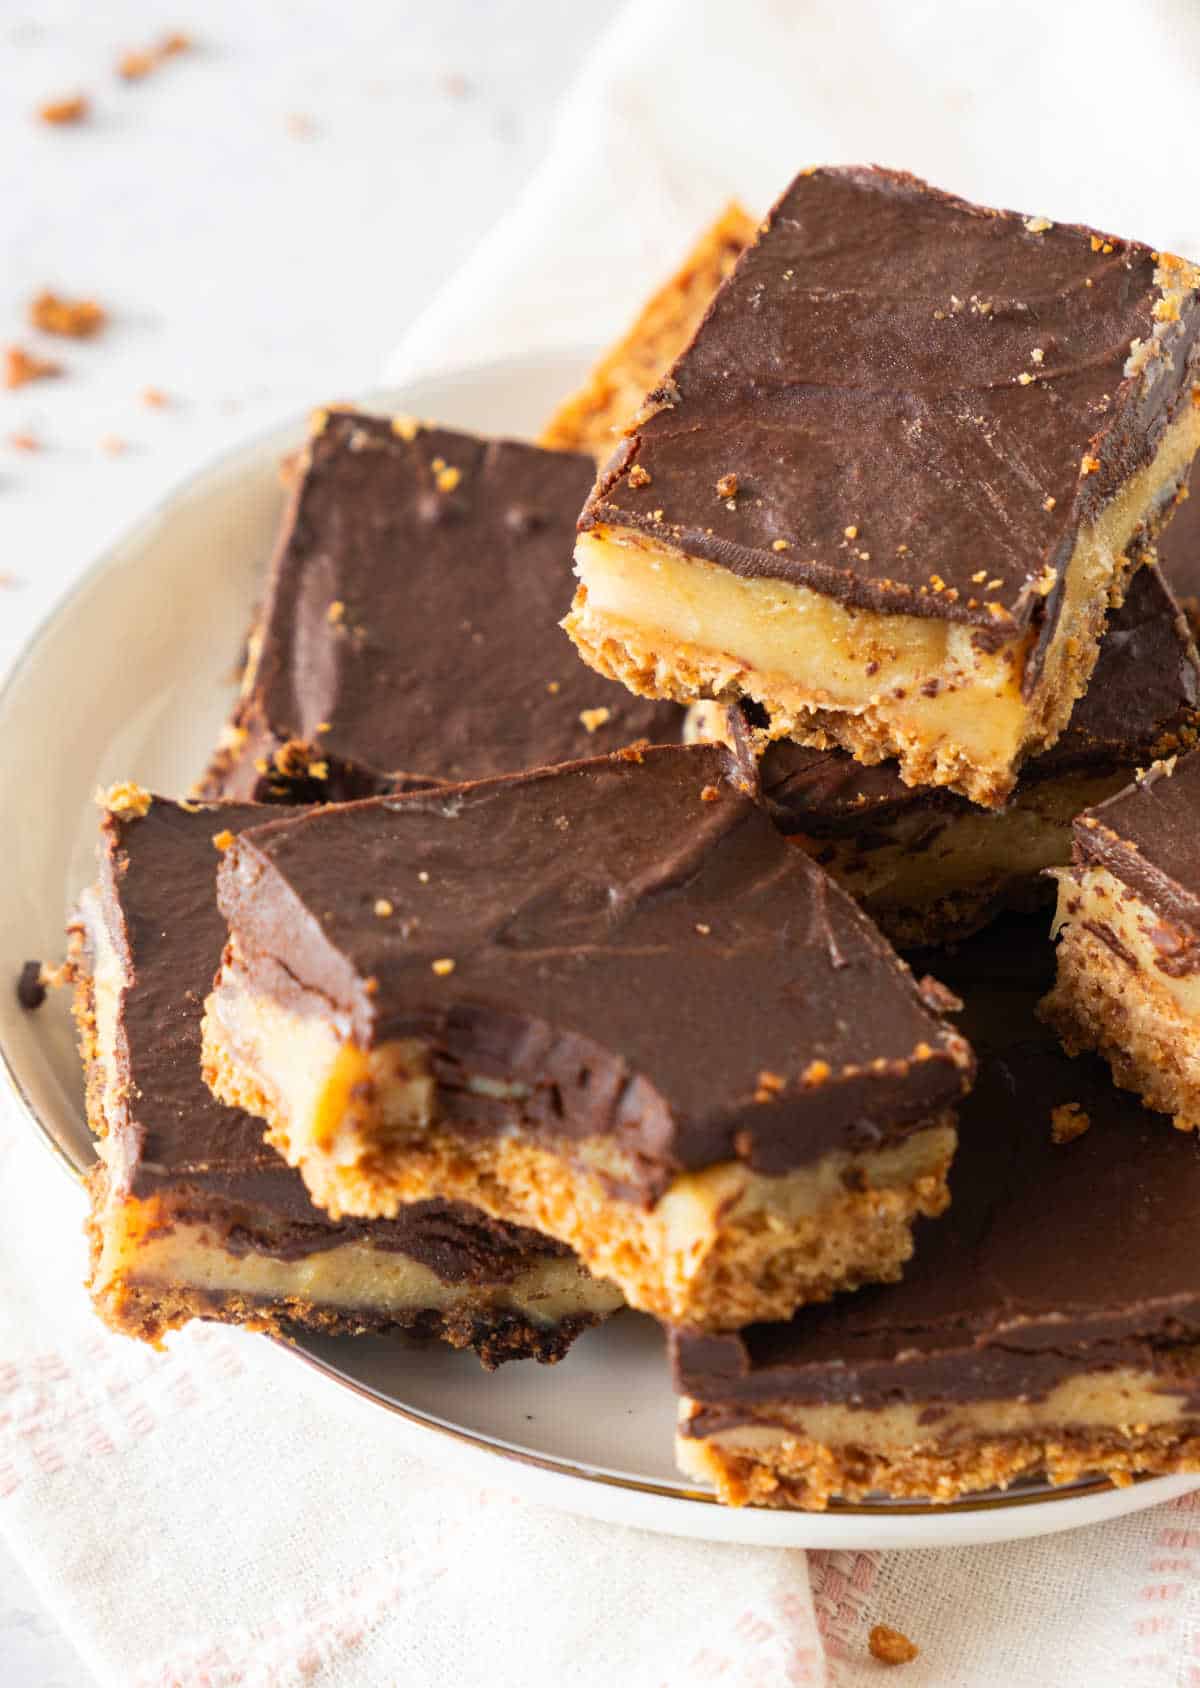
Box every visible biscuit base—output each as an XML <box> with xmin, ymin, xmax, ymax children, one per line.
<box><xmin>677</xmin><ymin>1417</ymin><xmax>1200</xmax><ymax>1510</ymax></box>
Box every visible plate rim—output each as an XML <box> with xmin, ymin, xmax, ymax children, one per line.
<box><xmin>3</xmin><ymin>355</ymin><xmax>1196</xmax><ymax>1545</ymax></box>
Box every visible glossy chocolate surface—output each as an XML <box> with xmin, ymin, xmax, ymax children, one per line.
<box><xmin>213</xmin><ymin>412</ymin><xmax>680</xmax><ymax>797</ymax></box>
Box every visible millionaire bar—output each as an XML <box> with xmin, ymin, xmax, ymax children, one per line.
<box><xmin>740</xmin><ymin>564</ymin><xmax>1200</xmax><ymax>947</ymax></box>
<box><xmin>539</xmin><ymin>203</ymin><xmax>756</xmax><ymax>461</ymax></box>
<box><xmin>567</xmin><ymin>166</ymin><xmax>1200</xmax><ymax>807</ymax></box>
<box><xmin>673</xmin><ymin>916</ymin><xmax>1200</xmax><ymax>1508</ymax></box>
<box><xmin>72</xmin><ymin>789</ymin><xmax>621</xmax><ymax>1362</ymax></box>
<box><xmin>1042</xmin><ymin>750</ymin><xmax>1200</xmax><ymax>1129</ymax></box>
<box><xmin>200</xmin><ymin>410</ymin><xmax>681</xmax><ymax>801</ymax></box>
<box><xmin>199</xmin><ymin>744</ymin><xmax>974</xmax><ymax>1331</ymax></box>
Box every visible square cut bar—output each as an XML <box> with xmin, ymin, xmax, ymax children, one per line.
<box><xmin>200</xmin><ymin>743</ymin><xmax>974</xmax><ymax>1331</ymax></box>
<box><xmin>200</xmin><ymin>410</ymin><xmax>681</xmax><ymax>802</ymax></box>
<box><xmin>674</xmin><ymin>917</ymin><xmax>1200</xmax><ymax>1508</ymax></box>
<box><xmin>568</xmin><ymin>165</ymin><xmax>1200</xmax><ymax>807</ymax></box>
<box><xmin>743</xmin><ymin>563</ymin><xmax>1200</xmax><ymax>947</ymax></box>
<box><xmin>1043</xmin><ymin>750</ymin><xmax>1200</xmax><ymax>1129</ymax></box>
<box><xmin>72</xmin><ymin>790</ymin><xmax>620</xmax><ymax>1362</ymax></box>
<box><xmin>539</xmin><ymin>202</ymin><xmax>757</xmax><ymax>461</ymax></box>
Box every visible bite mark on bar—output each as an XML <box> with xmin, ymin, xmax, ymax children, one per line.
<box><xmin>198</xmin><ymin>744</ymin><xmax>973</xmax><ymax>1330</ymax></box>
<box><xmin>203</xmin><ymin>969</ymin><xmax>959</xmax><ymax>1329</ymax></box>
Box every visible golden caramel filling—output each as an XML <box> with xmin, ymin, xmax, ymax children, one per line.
<box><xmin>569</xmin><ymin>401</ymin><xmax>1200</xmax><ymax>802</ymax></box>
<box><xmin>679</xmin><ymin>1363</ymin><xmax>1193</xmax><ymax>1454</ymax></box>
<box><xmin>573</xmin><ymin>524</ymin><xmax>1033</xmax><ymax>768</ymax></box>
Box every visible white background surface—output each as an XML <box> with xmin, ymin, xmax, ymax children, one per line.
<box><xmin>1</xmin><ymin>4</ymin><xmax>604</xmax><ymax>1680</ymax></box>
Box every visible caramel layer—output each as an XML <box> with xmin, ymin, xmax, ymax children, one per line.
<box><xmin>568</xmin><ymin>404</ymin><xmax>1200</xmax><ymax>805</ymax></box>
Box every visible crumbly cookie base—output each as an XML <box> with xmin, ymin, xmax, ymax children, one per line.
<box><xmin>203</xmin><ymin>1009</ymin><xmax>955</xmax><ymax>1331</ymax></box>
<box><xmin>1042</xmin><ymin>918</ymin><xmax>1200</xmax><ymax>1130</ymax></box>
<box><xmin>193</xmin><ymin>716</ymin><xmax>257</xmax><ymax>801</ymax></box>
<box><xmin>539</xmin><ymin>203</ymin><xmax>756</xmax><ymax>460</ymax></box>
<box><xmin>676</xmin><ymin>1420</ymin><xmax>1200</xmax><ymax>1510</ymax></box>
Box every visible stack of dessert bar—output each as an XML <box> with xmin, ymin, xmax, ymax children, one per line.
<box><xmin>62</xmin><ymin>164</ymin><xmax>1200</xmax><ymax>1509</ymax></box>
<box><xmin>68</xmin><ymin>211</ymin><xmax>747</xmax><ymax>1367</ymax></box>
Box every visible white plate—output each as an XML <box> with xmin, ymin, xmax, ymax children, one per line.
<box><xmin>3</xmin><ymin>350</ymin><xmax>1196</xmax><ymax>1548</ymax></box>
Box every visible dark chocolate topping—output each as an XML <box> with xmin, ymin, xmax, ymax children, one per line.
<box><xmin>219</xmin><ymin>744</ymin><xmax>973</xmax><ymax>1186</ymax></box>
<box><xmin>759</xmin><ymin>563</ymin><xmax>1200</xmax><ymax>834</ymax></box>
<box><xmin>582</xmin><ymin>166</ymin><xmax>1200</xmax><ymax>649</ymax></box>
<box><xmin>84</xmin><ymin>797</ymin><xmax>573</xmax><ymax>1277</ymax></box>
<box><xmin>219</xmin><ymin>411</ymin><xmax>680</xmax><ymax>796</ymax></box>
<box><xmin>1073</xmin><ymin>747</ymin><xmax>1200</xmax><ymax>934</ymax></box>
<box><xmin>673</xmin><ymin>917</ymin><xmax>1200</xmax><ymax>1414</ymax></box>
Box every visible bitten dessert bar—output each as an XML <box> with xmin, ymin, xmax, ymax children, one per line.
<box><xmin>200</xmin><ymin>744</ymin><xmax>974</xmax><ymax>1331</ymax></box>
<box><xmin>747</xmin><ymin>564</ymin><xmax>1200</xmax><ymax>946</ymax></box>
<box><xmin>674</xmin><ymin>919</ymin><xmax>1200</xmax><ymax>1507</ymax></box>
<box><xmin>200</xmin><ymin>410</ymin><xmax>681</xmax><ymax>801</ymax></box>
<box><xmin>567</xmin><ymin>166</ymin><xmax>1200</xmax><ymax>806</ymax></box>
<box><xmin>1042</xmin><ymin>749</ymin><xmax>1200</xmax><ymax>1130</ymax></box>
<box><xmin>72</xmin><ymin>789</ymin><xmax>620</xmax><ymax>1361</ymax></box>
<box><xmin>539</xmin><ymin>202</ymin><xmax>756</xmax><ymax>460</ymax></box>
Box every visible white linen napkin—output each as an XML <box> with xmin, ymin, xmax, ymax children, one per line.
<box><xmin>6</xmin><ymin>1126</ymin><xmax>1200</xmax><ymax>1688</ymax></box>
<box><xmin>6</xmin><ymin>2</ymin><xmax>1200</xmax><ymax>1683</ymax></box>
<box><xmin>387</xmin><ymin>0</ymin><xmax>1200</xmax><ymax>386</ymax></box>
